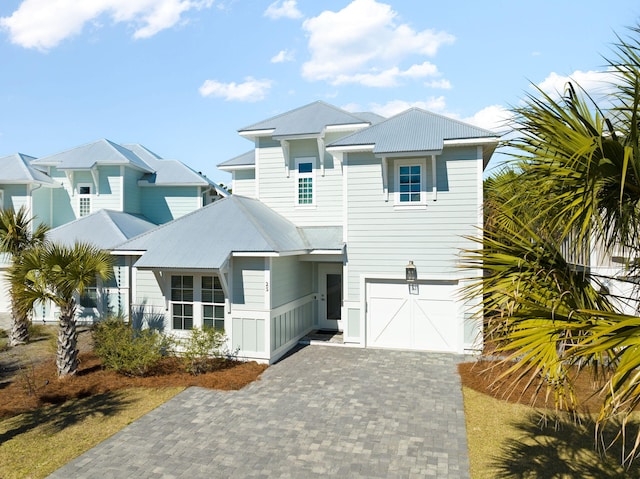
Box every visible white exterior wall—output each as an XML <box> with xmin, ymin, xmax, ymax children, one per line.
<box><xmin>344</xmin><ymin>147</ymin><xmax>482</xmax><ymax>302</ymax></box>
<box><xmin>256</xmin><ymin>138</ymin><xmax>343</xmax><ymax>227</ymax></box>
<box><xmin>270</xmin><ymin>256</ymin><xmax>313</xmax><ymax>308</ymax></box>
<box><xmin>232</xmin><ymin>257</ymin><xmax>266</xmax><ymax>307</ymax></box>
<box><xmin>231</xmin><ymin>170</ymin><xmax>256</xmax><ymax>197</ymax></box>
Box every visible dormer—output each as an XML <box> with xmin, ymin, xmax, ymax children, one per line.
<box><xmin>236</xmin><ymin>101</ymin><xmax>381</xmax><ymax>178</ymax></box>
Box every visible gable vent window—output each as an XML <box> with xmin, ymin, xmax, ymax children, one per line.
<box><xmin>78</xmin><ymin>184</ymin><xmax>92</xmax><ymax>217</ymax></box>
<box><xmin>295</xmin><ymin>157</ymin><xmax>315</xmax><ymax>206</ymax></box>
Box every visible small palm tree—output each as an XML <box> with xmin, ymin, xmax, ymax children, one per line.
<box><xmin>0</xmin><ymin>206</ymin><xmax>49</xmax><ymax>346</ymax></box>
<box><xmin>12</xmin><ymin>242</ymin><xmax>112</xmax><ymax>377</ymax></box>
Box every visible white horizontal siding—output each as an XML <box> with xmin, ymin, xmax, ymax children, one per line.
<box><xmin>270</xmin><ymin>256</ymin><xmax>313</xmax><ymax>308</ymax></box>
<box><xmin>256</xmin><ymin>140</ymin><xmax>343</xmax><ymax>227</ymax></box>
<box><xmin>345</xmin><ymin>147</ymin><xmax>481</xmax><ymax>301</ymax></box>
<box><xmin>232</xmin><ymin>169</ymin><xmax>256</xmax><ymax>198</ymax></box>
<box><xmin>232</xmin><ymin>257</ymin><xmax>266</xmax><ymax>307</ymax></box>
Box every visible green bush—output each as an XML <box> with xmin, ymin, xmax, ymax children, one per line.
<box><xmin>92</xmin><ymin>318</ymin><xmax>170</xmax><ymax>377</ymax></box>
<box><xmin>180</xmin><ymin>327</ymin><xmax>235</xmax><ymax>375</ymax></box>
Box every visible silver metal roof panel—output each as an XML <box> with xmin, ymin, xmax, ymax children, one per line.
<box><xmin>329</xmin><ymin>108</ymin><xmax>499</xmax><ymax>154</ymax></box>
<box><xmin>115</xmin><ymin>196</ymin><xmax>310</xmax><ymax>270</ymax></box>
<box><xmin>0</xmin><ymin>153</ymin><xmax>58</xmax><ymax>185</ymax></box>
<box><xmin>239</xmin><ymin>101</ymin><xmax>370</xmax><ymax>137</ymax></box>
<box><xmin>32</xmin><ymin>139</ymin><xmax>154</xmax><ymax>172</ymax></box>
<box><xmin>217</xmin><ymin>150</ymin><xmax>255</xmax><ymax>168</ymax></box>
<box><xmin>48</xmin><ymin>210</ymin><xmax>157</xmax><ymax>249</ymax></box>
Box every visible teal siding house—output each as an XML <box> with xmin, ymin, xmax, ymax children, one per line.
<box><xmin>0</xmin><ymin>139</ymin><xmax>227</xmax><ymax>319</ymax></box>
<box><xmin>113</xmin><ymin>102</ymin><xmax>500</xmax><ymax>363</ymax></box>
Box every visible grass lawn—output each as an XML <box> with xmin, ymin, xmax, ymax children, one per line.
<box><xmin>463</xmin><ymin>386</ymin><xmax>640</xmax><ymax>478</ymax></box>
<box><xmin>0</xmin><ymin>387</ymin><xmax>183</xmax><ymax>479</ymax></box>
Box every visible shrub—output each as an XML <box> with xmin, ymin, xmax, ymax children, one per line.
<box><xmin>92</xmin><ymin>318</ymin><xmax>170</xmax><ymax>377</ymax></box>
<box><xmin>180</xmin><ymin>327</ymin><xmax>235</xmax><ymax>375</ymax></box>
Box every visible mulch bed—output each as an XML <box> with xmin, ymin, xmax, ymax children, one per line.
<box><xmin>0</xmin><ymin>351</ymin><xmax>267</xmax><ymax>418</ymax></box>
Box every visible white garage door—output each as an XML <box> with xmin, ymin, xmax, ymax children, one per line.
<box><xmin>366</xmin><ymin>280</ymin><xmax>460</xmax><ymax>352</ymax></box>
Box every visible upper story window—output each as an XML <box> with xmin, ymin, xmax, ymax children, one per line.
<box><xmin>77</xmin><ymin>184</ymin><xmax>92</xmax><ymax>217</ymax></box>
<box><xmin>395</xmin><ymin>159</ymin><xmax>427</xmax><ymax>207</ymax></box>
<box><xmin>295</xmin><ymin>157</ymin><xmax>315</xmax><ymax>206</ymax></box>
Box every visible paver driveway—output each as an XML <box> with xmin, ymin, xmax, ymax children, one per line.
<box><xmin>48</xmin><ymin>345</ymin><xmax>470</xmax><ymax>478</ymax></box>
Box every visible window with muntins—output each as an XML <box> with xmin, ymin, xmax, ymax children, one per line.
<box><xmin>202</xmin><ymin>275</ymin><xmax>225</xmax><ymax>331</ymax></box>
<box><xmin>78</xmin><ymin>184</ymin><xmax>92</xmax><ymax>217</ymax></box>
<box><xmin>395</xmin><ymin>159</ymin><xmax>426</xmax><ymax>206</ymax></box>
<box><xmin>171</xmin><ymin>275</ymin><xmax>194</xmax><ymax>330</ymax></box>
<box><xmin>296</xmin><ymin>158</ymin><xmax>315</xmax><ymax>205</ymax></box>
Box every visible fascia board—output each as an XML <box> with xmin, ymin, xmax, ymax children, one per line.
<box><xmin>326</xmin><ymin>144</ymin><xmax>375</xmax><ymax>153</ymax></box>
<box><xmin>218</xmin><ymin>164</ymin><xmax>255</xmax><ymax>172</ymax></box>
<box><xmin>238</xmin><ymin>129</ymin><xmax>275</xmax><ymax>138</ymax></box>
<box><xmin>443</xmin><ymin>137</ymin><xmax>500</xmax><ymax>147</ymax></box>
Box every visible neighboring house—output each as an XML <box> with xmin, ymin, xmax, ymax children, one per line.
<box><xmin>113</xmin><ymin>101</ymin><xmax>500</xmax><ymax>362</ymax></box>
<box><xmin>0</xmin><ymin>139</ymin><xmax>228</xmax><ymax>320</ymax></box>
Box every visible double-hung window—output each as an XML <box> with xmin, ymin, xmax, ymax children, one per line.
<box><xmin>78</xmin><ymin>184</ymin><xmax>92</xmax><ymax>217</ymax></box>
<box><xmin>395</xmin><ymin>158</ymin><xmax>427</xmax><ymax>206</ymax></box>
<box><xmin>295</xmin><ymin>157</ymin><xmax>315</xmax><ymax>206</ymax></box>
<box><xmin>202</xmin><ymin>276</ymin><xmax>225</xmax><ymax>331</ymax></box>
<box><xmin>170</xmin><ymin>274</ymin><xmax>226</xmax><ymax>331</ymax></box>
<box><xmin>171</xmin><ymin>275</ymin><xmax>194</xmax><ymax>330</ymax></box>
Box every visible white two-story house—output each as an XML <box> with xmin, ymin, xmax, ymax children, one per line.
<box><xmin>114</xmin><ymin>101</ymin><xmax>499</xmax><ymax>362</ymax></box>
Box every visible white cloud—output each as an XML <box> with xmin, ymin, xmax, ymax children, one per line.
<box><xmin>264</xmin><ymin>0</ymin><xmax>302</xmax><ymax>20</ymax></box>
<box><xmin>198</xmin><ymin>77</ymin><xmax>272</xmax><ymax>102</ymax></box>
<box><xmin>364</xmin><ymin>98</ymin><xmax>448</xmax><ymax>118</ymax></box>
<box><xmin>271</xmin><ymin>49</ymin><xmax>295</xmax><ymax>63</ymax></box>
<box><xmin>462</xmin><ymin>105</ymin><xmax>513</xmax><ymax>133</ymax></box>
<box><xmin>0</xmin><ymin>0</ymin><xmax>214</xmax><ymax>51</ymax></box>
<box><xmin>424</xmin><ymin>79</ymin><xmax>451</xmax><ymax>89</ymax></box>
<box><xmin>302</xmin><ymin>0</ymin><xmax>454</xmax><ymax>87</ymax></box>
<box><xmin>536</xmin><ymin>69</ymin><xmax>618</xmax><ymax>104</ymax></box>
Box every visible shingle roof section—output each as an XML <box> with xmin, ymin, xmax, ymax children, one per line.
<box><xmin>217</xmin><ymin>150</ymin><xmax>255</xmax><ymax>168</ymax></box>
<box><xmin>31</xmin><ymin>139</ymin><xmax>154</xmax><ymax>172</ymax></box>
<box><xmin>328</xmin><ymin>108</ymin><xmax>499</xmax><ymax>154</ymax></box>
<box><xmin>48</xmin><ymin>210</ymin><xmax>157</xmax><ymax>250</ymax></box>
<box><xmin>0</xmin><ymin>153</ymin><xmax>58</xmax><ymax>185</ymax></box>
<box><xmin>239</xmin><ymin>101</ymin><xmax>370</xmax><ymax>137</ymax></box>
<box><xmin>114</xmin><ymin>196</ymin><xmax>343</xmax><ymax>269</ymax></box>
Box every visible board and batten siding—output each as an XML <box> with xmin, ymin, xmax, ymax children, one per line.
<box><xmin>231</xmin><ymin>169</ymin><xmax>256</xmax><ymax>197</ymax></box>
<box><xmin>270</xmin><ymin>256</ymin><xmax>313</xmax><ymax>308</ymax></box>
<box><xmin>140</xmin><ymin>186</ymin><xmax>200</xmax><ymax>224</ymax></box>
<box><xmin>256</xmin><ymin>138</ymin><xmax>343</xmax><ymax>227</ymax></box>
<box><xmin>232</xmin><ymin>257</ymin><xmax>266</xmax><ymax>307</ymax></box>
<box><xmin>344</xmin><ymin>147</ymin><xmax>482</xmax><ymax>301</ymax></box>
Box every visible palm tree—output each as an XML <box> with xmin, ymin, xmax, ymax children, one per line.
<box><xmin>12</xmin><ymin>242</ymin><xmax>112</xmax><ymax>377</ymax></box>
<box><xmin>0</xmin><ymin>206</ymin><xmax>49</xmax><ymax>346</ymax></box>
<box><xmin>462</xmin><ymin>26</ymin><xmax>640</xmax><ymax>461</ymax></box>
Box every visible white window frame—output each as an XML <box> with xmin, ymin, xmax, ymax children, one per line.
<box><xmin>0</xmin><ymin>189</ymin><xmax>4</xmax><ymax>210</ymax></box>
<box><xmin>77</xmin><ymin>183</ymin><xmax>92</xmax><ymax>217</ymax></box>
<box><xmin>394</xmin><ymin>158</ymin><xmax>427</xmax><ymax>207</ymax></box>
<box><xmin>295</xmin><ymin>157</ymin><xmax>316</xmax><ymax>207</ymax></box>
<box><xmin>170</xmin><ymin>274</ymin><xmax>226</xmax><ymax>331</ymax></box>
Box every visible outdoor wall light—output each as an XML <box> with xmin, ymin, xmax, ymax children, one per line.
<box><xmin>405</xmin><ymin>261</ymin><xmax>417</xmax><ymax>283</ymax></box>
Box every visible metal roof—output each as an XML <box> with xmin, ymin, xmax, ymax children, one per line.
<box><xmin>31</xmin><ymin>139</ymin><xmax>154</xmax><ymax>172</ymax></box>
<box><xmin>328</xmin><ymin>108</ymin><xmax>499</xmax><ymax>154</ymax></box>
<box><xmin>0</xmin><ymin>153</ymin><xmax>58</xmax><ymax>186</ymax></box>
<box><xmin>217</xmin><ymin>150</ymin><xmax>255</xmax><ymax>169</ymax></box>
<box><xmin>48</xmin><ymin>210</ymin><xmax>157</xmax><ymax>249</ymax></box>
<box><xmin>114</xmin><ymin>195</ymin><xmax>343</xmax><ymax>269</ymax></box>
<box><xmin>300</xmin><ymin>226</ymin><xmax>343</xmax><ymax>250</ymax></box>
<box><xmin>239</xmin><ymin>101</ymin><xmax>370</xmax><ymax>137</ymax></box>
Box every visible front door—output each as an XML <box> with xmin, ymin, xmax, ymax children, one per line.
<box><xmin>318</xmin><ymin>264</ymin><xmax>343</xmax><ymax>331</ymax></box>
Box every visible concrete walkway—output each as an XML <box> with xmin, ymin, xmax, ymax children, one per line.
<box><xmin>48</xmin><ymin>345</ymin><xmax>471</xmax><ymax>478</ymax></box>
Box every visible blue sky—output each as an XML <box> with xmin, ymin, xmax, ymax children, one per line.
<box><xmin>1</xmin><ymin>0</ymin><xmax>639</xmax><ymax>184</ymax></box>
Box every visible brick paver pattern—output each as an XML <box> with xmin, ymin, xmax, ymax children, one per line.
<box><xmin>48</xmin><ymin>345</ymin><xmax>470</xmax><ymax>478</ymax></box>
